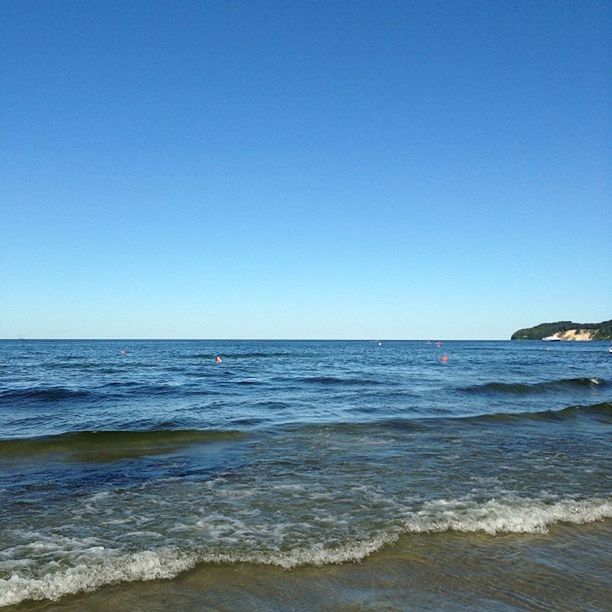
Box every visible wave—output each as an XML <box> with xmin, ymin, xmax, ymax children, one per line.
<box><xmin>1</xmin><ymin>496</ymin><xmax>609</xmax><ymax>606</ymax></box>
<box><xmin>0</xmin><ymin>429</ymin><xmax>245</xmax><ymax>462</ymax></box>
<box><xmin>299</xmin><ymin>376</ymin><xmax>382</xmax><ymax>386</ymax></box>
<box><xmin>100</xmin><ymin>382</ymin><xmax>204</xmax><ymax>396</ymax></box>
<box><xmin>0</xmin><ymin>383</ymin><xmax>216</xmax><ymax>404</ymax></box>
<box><xmin>231</xmin><ymin>352</ymin><xmax>292</xmax><ymax>359</ymax></box>
<box><xmin>0</xmin><ymin>387</ymin><xmax>91</xmax><ymax>403</ymax></box>
<box><xmin>461</xmin><ymin>377</ymin><xmax>608</xmax><ymax>395</ymax></box>
<box><xmin>472</xmin><ymin>401</ymin><xmax>612</xmax><ymax>424</ymax></box>
<box><xmin>295</xmin><ymin>402</ymin><xmax>612</xmax><ymax>435</ymax></box>
<box><xmin>187</xmin><ymin>352</ymin><xmax>291</xmax><ymax>359</ymax></box>
<box><xmin>46</xmin><ymin>362</ymin><xmax>120</xmax><ymax>371</ymax></box>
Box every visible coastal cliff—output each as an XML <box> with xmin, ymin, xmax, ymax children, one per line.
<box><xmin>511</xmin><ymin>320</ymin><xmax>612</xmax><ymax>341</ymax></box>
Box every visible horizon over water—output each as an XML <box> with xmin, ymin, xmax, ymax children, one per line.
<box><xmin>0</xmin><ymin>339</ymin><xmax>610</xmax><ymax>609</ymax></box>
<box><xmin>6</xmin><ymin>337</ymin><xmax>512</xmax><ymax>341</ymax></box>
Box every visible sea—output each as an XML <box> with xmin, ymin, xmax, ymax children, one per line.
<box><xmin>0</xmin><ymin>339</ymin><xmax>610</xmax><ymax>610</ymax></box>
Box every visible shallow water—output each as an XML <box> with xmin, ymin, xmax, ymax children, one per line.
<box><xmin>0</xmin><ymin>340</ymin><xmax>610</xmax><ymax>609</ymax></box>
<box><xmin>12</xmin><ymin>523</ymin><xmax>611</xmax><ymax>612</ymax></box>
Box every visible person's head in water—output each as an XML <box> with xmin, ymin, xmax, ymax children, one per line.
<box><xmin>214</xmin><ymin>355</ymin><xmax>222</xmax><ymax>364</ymax></box>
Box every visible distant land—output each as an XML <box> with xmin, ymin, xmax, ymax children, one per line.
<box><xmin>511</xmin><ymin>320</ymin><xmax>612</xmax><ymax>341</ymax></box>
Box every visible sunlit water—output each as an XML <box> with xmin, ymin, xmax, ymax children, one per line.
<box><xmin>0</xmin><ymin>340</ymin><xmax>610</xmax><ymax>609</ymax></box>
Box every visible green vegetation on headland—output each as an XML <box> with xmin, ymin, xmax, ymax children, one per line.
<box><xmin>511</xmin><ymin>320</ymin><xmax>612</xmax><ymax>341</ymax></box>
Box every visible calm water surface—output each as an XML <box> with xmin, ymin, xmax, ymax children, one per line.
<box><xmin>0</xmin><ymin>340</ymin><xmax>610</xmax><ymax>609</ymax></box>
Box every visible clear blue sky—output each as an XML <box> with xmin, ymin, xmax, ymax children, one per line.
<box><xmin>1</xmin><ymin>0</ymin><xmax>610</xmax><ymax>339</ymax></box>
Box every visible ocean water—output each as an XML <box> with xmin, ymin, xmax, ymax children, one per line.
<box><xmin>0</xmin><ymin>339</ymin><xmax>610</xmax><ymax>610</ymax></box>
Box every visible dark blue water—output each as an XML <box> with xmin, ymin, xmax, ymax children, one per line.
<box><xmin>0</xmin><ymin>340</ymin><xmax>610</xmax><ymax>607</ymax></box>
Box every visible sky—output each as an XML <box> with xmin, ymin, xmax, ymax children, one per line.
<box><xmin>1</xmin><ymin>0</ymin><xmax>610</xmax><ymax>339</ymax></box>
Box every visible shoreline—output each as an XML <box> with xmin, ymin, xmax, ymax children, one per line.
<box><xmin>7</xmin><ymin>521</ymin><xmax>611</xmax><ymax>611</ymax></box>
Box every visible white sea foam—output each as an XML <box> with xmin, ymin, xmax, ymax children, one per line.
<box><xmin>404</xmin><ymin>497</ymin><xmax>612</xmax><ymax>535</ymax></box>
<box><xmin>1</xmin><ymin>497</ymin><xmax>610</xmax><ymax>607</ymax></box>
<box><xmin>0</xmin><ymin>549</ymin><xmax>196</xmax><ymax>607</ymax></box>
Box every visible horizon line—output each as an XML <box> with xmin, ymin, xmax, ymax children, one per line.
<box><xmin>3</xmin><ymin>337</ymin><xmax>511</xmax><ymax>341</ymax></box>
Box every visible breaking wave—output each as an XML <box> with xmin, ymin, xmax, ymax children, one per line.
<box><xmin>1</xmin><ymin>496</ymin><xmax>609</xmax><ymax>607</ymax></box>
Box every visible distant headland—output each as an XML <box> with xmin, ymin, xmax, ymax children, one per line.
<box><xmin>511</xmin><ymin>320</ymin><xmax>612</xmax><ymax>341</ymax></box>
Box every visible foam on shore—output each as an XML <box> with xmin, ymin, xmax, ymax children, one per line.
<box><xmin>1</xmin><ymin>496</ymin><xmax>609</xmax><ymax>607</ymax></box>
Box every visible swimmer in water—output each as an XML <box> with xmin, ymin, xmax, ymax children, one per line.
<box><xmin>214</xmin><ymin>355</ymin><xmax>222</xmax><ymax>364</ymax></box>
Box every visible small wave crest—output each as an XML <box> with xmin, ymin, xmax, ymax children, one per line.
<box><xmin>186</xmin><ymin>352</ymin><xmax>291</xmax><ymax>359</ymax></box>
<box><xmin>0</xmin><ymin>387</ymin><xmax>91</xmax><ymax>403</ymax></box>
<box><xmin>477</xmin><ymin>401</ymin><xmax>612</xmax><ymax>424</ymax></box>
<box><xmin>462</xmin><ymin>377</ymin><xmax>608</xmax><ymax>395</ymax></box>
<box><xmin>299</xmin><ymin>376</ymin><xmax>382</xmax><ymax>386</ymax></box>
<box><xmin>0</xmin><ymin>383</ymin><xmax>217</xmax><ymax>404</ymax></box>
<box><xmin>100</xmin><ymin>382</ymin><xmax>206</xmax><ymax>396</ymax></box>
<box><xmin>297</xmin><ymin>402</ymin><xmax>612</xmax><ymax>434</ymax></box>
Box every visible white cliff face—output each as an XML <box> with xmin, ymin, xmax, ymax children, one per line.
<box><xmin>550</xmin><ymin>329</ymin><xmax>595</xmax><ymax>341</ymax></box>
